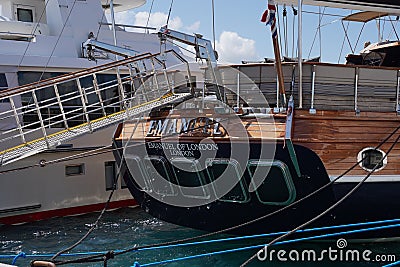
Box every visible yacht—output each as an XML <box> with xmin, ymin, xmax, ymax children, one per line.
<box><xmin>0</xmin><ymin>0</ymin><xmax>183</xmax><ymax>225</ymax></box>
<box><xmin>113</xmin><ymin>0</ymin><xmax>400</xmax><ymax>239</ymax></box>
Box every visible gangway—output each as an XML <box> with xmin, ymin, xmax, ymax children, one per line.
<box><xmin>0</xmin><ymin>50</ymin><xmax>194</xmax><ymax>166</ymax></box>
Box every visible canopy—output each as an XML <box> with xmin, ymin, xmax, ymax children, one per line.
<box><xmin>101</xmin><ymin>0</ymin><xmax>146</xmax><ymax>12</ymax></box>
<box><xmin>342</xmin><ymin>11</ymin><xmax>390</xmax><ymax>22</ymax></box>
<box><xmin>276</xmin><ymin>0</ymin><xmax>400</xmax><ymax>13</ymax></box>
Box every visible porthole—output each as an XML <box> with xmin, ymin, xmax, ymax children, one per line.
<box><xmin>357</xmin><ymin>147</ymin><xmax>387</xmax><ymax>172</ymax></box>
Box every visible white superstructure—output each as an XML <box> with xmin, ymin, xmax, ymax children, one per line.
<box><xmin>0</xmin><ymin>0</ymin><xmax>182</xmax><ymax>224</ymax></box>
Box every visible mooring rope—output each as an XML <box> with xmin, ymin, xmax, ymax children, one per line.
<box><xmin>240</xmin><ymin>131</ymin><xmax>400</xmax><ymax>266</ymax></box>
<box><xmin>5</xmin><ymin>218</ymin><xmax>400</xmax><ymax>266</ymax></box>
<box><xmin>27</xmin><ymin>121</ymin><xmax>400</xmax><ymax>266</ymax></box>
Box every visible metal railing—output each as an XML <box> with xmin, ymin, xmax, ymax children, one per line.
<box><xmin>0</xmin><ymin>50</ymin><xmax>193</xmax><ymax>166</ymax></box>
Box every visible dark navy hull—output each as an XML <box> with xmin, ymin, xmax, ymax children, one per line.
<box><xmin>113</xmin><ymin>139</ymin><xmax>400</xmax><ymax>239</ymax></box>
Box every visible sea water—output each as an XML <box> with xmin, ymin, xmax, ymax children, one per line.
<box><xmin>0</xmin><ymin>207</ymin><xmax>398</xmax><ymax>266</ymax></box>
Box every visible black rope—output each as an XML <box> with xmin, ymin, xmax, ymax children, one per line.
<box><xmin>389</xmin><ymin>16</ymin><xmax>400</xmax><ymax>41</ymax></box>
<box><xmin>144</xmin><ymin>0</ymin><xmax>155</xmax><ymax>34</ymax></box>
<box><xmin>38</xmin><ymin>0</ymin><xmax>78</xmax><ymax>83</ymax></box>
<box><xmin>276</xmin><ymin>5</ymin><xmax>283</xmax><ymax>58</ymax></box>
<box><xmin>9</xmin><ymin>0</ymin><xmax>51</xmax><ymax>88</ymax></box>
<box><xmin>51</xmin><ymin>165</ymin><xmax>119</xmax><ymax>261</ymax></box>
<box><xmin>338</xmin><ymin>16</ymin><xmax>351</xmax><ymax>63</ymax></box>
<box><xmin>308</xmin><ymin>7</ymin><xmax>326</xmax><ymax>60</ymax></box>
<box><xmin>283</xmin><ymin>5</ymin><xmax>288</xmax><ymax>57</ymax></box>
<box><xmin>96</xmin><ymin>0</ymin><xmax>108</xmax><ymax>38</ymax></box>
<box><xmin>240</xmin><ymin>131</ymin><xmax>400</xmax><ymax>266</ymax></box>
<box><xmin>50</xmin><ymin>121</ymin><xmax>400</xmax><ymax>266</ymax></box>
<box><xmin>291</xmin><ymin>6</ymin><xmax>297</xmax><ymax>59</ymax></box>
<box><xmin>211</xmin><ymin>0</ymin><xmax>216</xmax><ymax>50</ymax></box>
<box><xmin>165</xmin><ymin>0</ymin><xmax>174</xmax><ymax>27</ymax></box>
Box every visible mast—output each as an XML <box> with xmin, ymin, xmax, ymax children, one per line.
<box><xmin>298</xmin><ymin>0</ymin><xmax>302</xmax><ymax>108</ymax></box>
<box><xmin>262</xmin><ymin>0</ymin><xmax>287</xmax><ymax>108</ymax></box>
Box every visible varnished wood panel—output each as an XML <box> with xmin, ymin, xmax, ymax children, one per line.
<box><xmin>293</xmin><ymin>110</ymin><xmax>400</xmax><ymax>176</ymax></box>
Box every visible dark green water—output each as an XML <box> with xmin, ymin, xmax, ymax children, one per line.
<box><xmin>0</xmin><ymin>207</ymin><xmax>399</xmax><ymax>266</ymax></box>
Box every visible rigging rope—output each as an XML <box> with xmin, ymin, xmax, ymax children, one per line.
<box><xmin>96</xmin><ymin>0</ymin><xmax>109</xmax><ymax>39</ymax></box>
<box><xmin>165</xmin><ymin>0</ymin><xmax>174</xmax><ymax>27</ymax></box>
<box><xmin>291</xmin><ymin>6</ymin><xmax>297</xmax><ymax>59</ymax></box>
<box><xmin>145</xmin><ymin>0</ymin><xmax>155</xmax><ymax>34</ymax></box>
<box><xmin>211</xmin><ymin>0</ymin><xmax>216</xmax><ymax>50</ymax></box>
<box><xmin>276</xmin><ymin>5</ymin><xmax>283</xmax><ymax>59</ymax></box>
<box><xmin>282</xmin><ymin>5</ymin><xmax>288</xmax><ymax>57</ymax></box>
<box><xmin>38</xmin><ymin>0</ymin><xmax>78</xmax><ymax>83</ymax></box>
<box><xmin>8</xmin><ymin>0</ymin><xmax>51</xmax><ymax>88</ymax></box>
<box><xmin>338</xmin><ymin>15</ymin><xmax>352</xmax><ymax>63</ymax></box>
<box><xmin>308</xmin><ymin>7</ymin><xmax>325</xmax><ymax>60</ymax></box>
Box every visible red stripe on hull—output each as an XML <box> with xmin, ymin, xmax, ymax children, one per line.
<box><xmin>0</xmin><ymin>199</ymin><xmax>137</xmax><ymax>225</ymax></box>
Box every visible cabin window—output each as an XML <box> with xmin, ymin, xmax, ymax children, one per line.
<box><xmin>171</xmin><ymin>157</ymin><xmax>210</xmax><ymax>199</ymax></box>
<box><xmin>206</xmin><ymin>159</ymin><xmax>249</xmax><ymax>203</ymax></box>
<box><xmin>0</xmin><ymin>74</ymin><xmax>9</xmax><ymax>102</ymax></box>
<box><xmin>65</xmin><ymin>164</ymin><xmax>85</xmax><ymax>176</ymax></box>
<box><xmin>358</xmin><ymin>148</ymin><xmax>387</xmax><ymax>172</ymax></box>
<box><xmin>144</xmin><ymin>156</ymin><xmax>176</xmax><ymax>196</ymax></box>
<box><xmin>247</xmin><ymin>160</ymin><xmax>296</xmax><ymax>205</ymax></box>
<box><xmin>0</xmin><ymin>74</ymin><xmax>7</xmax><ymax>89</ymax></box>
<box><xmin>15</xmin><ymin>5</ymin><xmax>35</xmax><ymax>22</ymax></box>
<box><xmin>105</xmin><ymin>161</ymin><xmax>118</xmax><ymax>191</ymax></box>
<box><xmin>125</xmin><ymin>155</ymin><xmax>152</xmax><ymax>192</ymax></box>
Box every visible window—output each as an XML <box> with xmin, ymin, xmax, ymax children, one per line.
<box><xmin>358</xmin><ymin>148</ymin><xmax>387</xmax><ymax>172</ymax></box>
<box><xmin>206</xmin><ymin>159</ymin><xmax>249</xmax><ymax>203</ymax></box>
<box><xmin>0</xmin><ymin>74</ymin><xmax>9</xmax><ymax>102</ymax></box>
<box><xmin>14</xmin><ymin>5</ymin><xmax>35</xmax><ymax>22</ymax></box>
<box><xmin>144</xmin><ymin>156</ymin><xmax>176</xmax><ymax>196</ymax></box>
<box><xmin>0</xmin><ymin>74</ymin><xmax>7</xmax><ymax>89</ymax></box>
<box><xmin>65</xmin><ymin>164</ymin><xmax>85</xmax><ymax>176</ymax></box>
<box><xmin>247</xmin><ymin>160</ymin><xmax>296</xmax><ymax>206</ymax></box>
<box><xmin>17</xmin><ymin>8</ymin><xmax>33</xmax><ymax>22</ymax></box>
<box><xmin>105</xmin><ymin>161</ymin><xmax>117</xmax><ymax>191</ymax></box>
<box><xmin>125</xmin><ymin>155</ymin><xmax>151</xmax><ymax>191</ymax></box>
<box><xmin>171</xmin><ymin>157</ymin><xmax>209</xmax><ymax>199</ymax></box>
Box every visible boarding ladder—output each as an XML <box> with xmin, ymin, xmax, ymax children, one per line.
<box><xmin>0</xmin><ymin>50</ymin><xmax>193</xmax><ymax>166</ymax></box>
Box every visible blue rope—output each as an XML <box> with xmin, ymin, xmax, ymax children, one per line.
<box><xmin>382</xmin><ymin>260</ymin><xmax>400</xmax><ymax>267</ymax></box>
<box><xmin>130</xmin><ymin>218</ymin><xmax>400</xmax><ymax>253</ymax></box>
<box><xmin>12</xmin><ymin>252</ymin><xmax>26</xmax><ymax>265</ymax></box>
<box><xmin>3</xmin><ymin>218</ymin><xmax>400</xmax><ymax>265</ymax></box>
<box><xmin>134</xmin><ymin>222</ymin><xmax>400</xmax><ymax>266</ymax></box>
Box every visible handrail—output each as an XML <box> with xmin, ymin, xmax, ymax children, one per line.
<box><xmin>0</xmin><ymin>52</ymin><xmax>156</xmax><ymax>98</ymax></box>
<box><xmin>0</xmin><ymin>49</ymin><xmax>194</xmax><ymax>166</ymax></box>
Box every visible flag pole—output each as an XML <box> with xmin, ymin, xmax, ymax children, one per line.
<box><xmin>262</xmin><ymin>0</ymin><xmax>286</xmax><ymax>108</ymax></box>
<box><xmin>273</xmin><ymin>34</ymin><xmax>286</xmax><ymax>107</ymax></box>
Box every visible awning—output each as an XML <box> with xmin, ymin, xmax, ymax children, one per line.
<box><xmin>275</xmin><ymin>0</ymin><xmax>400</xmax><ymax>14</ymax></box>
<box><xmin>342</xmin><ymin>11</ymin><xmax>390</xmax><ymax>22</ymax></box>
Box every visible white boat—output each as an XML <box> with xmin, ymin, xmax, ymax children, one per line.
<box><xmin>0</xmin><ymin>0</ymin><xmax>183</xmax><ymax>225</ymax></box>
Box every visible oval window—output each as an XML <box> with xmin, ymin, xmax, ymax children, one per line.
<box><xmin>357</xmin><ymin>148</ymin><xmax>387</xmax><ymax>172</ymax></box>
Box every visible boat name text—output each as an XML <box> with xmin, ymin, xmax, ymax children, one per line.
<box><xmin>146</xmin><ymin>117</ymin><xmax>225</xmax><ymax>137</ymax></box>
